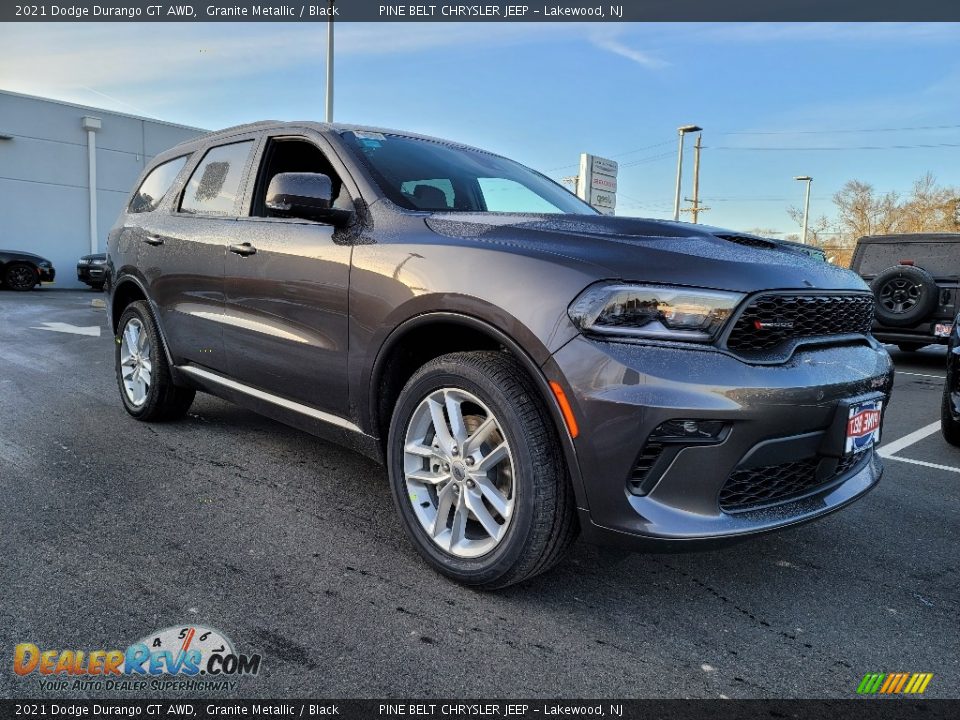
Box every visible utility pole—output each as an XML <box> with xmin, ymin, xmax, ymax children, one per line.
<box><xmin>325</xmin><ymin>0</ymin><xmax>335</xmax><ymax>123</ymax></box>
<box><xmin>561</xmin><ymin>176</ymin><xmax>579</xmax><ymax>196</ymax></box>
<box><xmin>690</xmin><ymin>133</ymin><xmax>703</xmax><ymax>223</ymax></box>
<box><xmin>682</xmin><ymin>135</ymin><xmax>710</xmax><ymax>223</ymax></box>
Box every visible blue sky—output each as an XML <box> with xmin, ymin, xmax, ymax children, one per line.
<box><xmin>2</xmin><ymin>22</ymin><xmax>959</xmax><ymax>235</ymax></box>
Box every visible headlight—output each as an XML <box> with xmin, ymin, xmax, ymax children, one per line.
<box><xmin>38</xmin><ymin>261</ymin><xmax>51</xmax><ymax>268</ymax></box>
<box><xmin>91</xmin><ymin>258</ymin><xmax>107</xmax><ymax>265</ymax></box>
<box><xmin>568</xmin><ymin>283</ymin><xmax>744</xmax><ymax>342</ymax></box>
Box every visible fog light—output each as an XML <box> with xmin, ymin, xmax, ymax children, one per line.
<box><xmin>650</xmin><ymin>419</ymin><xmax>726</xmax><ymax>442</ymax></box>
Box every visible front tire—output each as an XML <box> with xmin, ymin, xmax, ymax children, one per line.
<box><xmin>942</xmin><ymin>369</ymin><xmax>960</xmax><ymax>447</ymax></box>
<box><xmin>388</xmin><ymin>351</ymin><xmax>577</xmax><ymax>589</ymax></box>
<box><xmin>4</xmin><ymin>263</ymin><xmax>37</xmax><ymax>291</ymax></box>
<box><xmin>115</xmin><ymin>301</ymin><xmax>195</xmax><ymax>422</ymax></box>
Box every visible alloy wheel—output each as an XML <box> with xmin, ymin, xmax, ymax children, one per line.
<box><xmin>877</xmin><ymin>277</ymin><xmax>922</xmax><ymax>314</ymax></box>
<box><xmin>402</xmin><ymin>388</ymin><xmax>516</xmax><ymax>559</ymax></box>
<box><xmin>7</xmin><ymin>265</ymin><xmax>36</xmax><ymax>290</ymax></box>
<box><xmin>119</xmin><ymin>317</ymin><xmax>153</xmax><ymax>407</ymax></box>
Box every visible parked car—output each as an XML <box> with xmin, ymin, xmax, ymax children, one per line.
<box><xmin>943</xmin><ymin>311</ymin><xmax>960</xmax><ymax>446</ymax></box>
<box><xmin>106</xmin><ymin>122</ymin><xmax>894</xmax><ymax>588</ymax></box>
<box><xmin>850</xmin><ymin>234</ymin><xmax>959</xmax><ymax>352</ymax></box>
<box><xmin>77</xmin><ymin>253</ymin><xmax>108</xmax><ymax>290</ymax></box>
<box><xmin>0</xmin><ymin>249</ymin><xmax>55</xmax><ymax>290</ymax></box>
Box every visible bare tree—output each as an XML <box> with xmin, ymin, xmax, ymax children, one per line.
<box><xmin>785</xmin><ymin>207</ymin><xmax>833</xmax><ymax>244</ymax></box>
<box><xmin>830</xmin><ymin>174</ymin><xmax>960</xmax><ymax>239</ymax></box>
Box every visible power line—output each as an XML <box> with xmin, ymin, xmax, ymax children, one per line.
<box><xmin>545</xmin><ymin>139</ymin><xmax>675</xmax><ymax>171</ymax></box>
<box><xmin>713</xmin><ymin>142</ymin><xmax>960</xmax><ymax>151</ymax></box>
<box><xmin>723</xmin><ymin>122</ymin><xmax>960</xmax><ymax>136</ymax></box>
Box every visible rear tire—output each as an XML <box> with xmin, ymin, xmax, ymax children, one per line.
<box><xmin>871</xmin><ymin>266</ymin><xmax>939</xmax><ymax>327</ymax></box>
<box><xmin>116</xmin><ymin>301</ymin><xmax>195</xmax><ymax>422</ymax></box>
<box><xmin>4</xmin><ymin>263</ymin><xmax>37</xmax><ymax>291</ymax></box>
<box><xmin>387</xmin><ymin>351</ymin><xmax>577</xmax><ymax>589</ymax></box>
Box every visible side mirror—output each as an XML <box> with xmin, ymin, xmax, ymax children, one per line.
<box><xmin>265</xmin><ymin>172</ymin><xmax>337</xmax><ymax>222</ymax></box>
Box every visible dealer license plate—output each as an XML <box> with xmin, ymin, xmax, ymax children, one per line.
<box><xmin>846</xmin><ymin>400</ymin><xmax>883</xmax><ymax>454</ymax></box>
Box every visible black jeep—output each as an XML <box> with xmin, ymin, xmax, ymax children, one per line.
<box><xmin>850</xmin><ymin>233</ymin><xmax>959</xmax><ymax>351</ymax></box>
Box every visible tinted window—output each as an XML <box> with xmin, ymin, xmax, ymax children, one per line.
<box><xmin>341</xmin><ymin>131</ymin><xmax>596</xmax><ymax>215</ymax></box>
<box><xmin>400</xmin><ymin>179</ymin><xmax>454</xmax><ymax>210</ymax></box>
<box><xmin>180</xmin><ymin>141</ymin><xmax>254</xmax><ymax>216</ymax></box>
<box><xmin>128</xmin><ymin>156</ymin><xmax>188</xmax><ymax>213</ymax></box>
<box><xmin>857</xmin><ymin>241</ymin><xmax>960</xmax><ymax>276</ymax></box>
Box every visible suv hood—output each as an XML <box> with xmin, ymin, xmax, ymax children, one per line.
<box><xmin>426</xmin><ymin>213</ymin><xmax>865</xmax><ymax>293</ymax></box>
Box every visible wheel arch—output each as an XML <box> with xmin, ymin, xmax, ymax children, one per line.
<box><xmin>368</xmin><ymin>311</ymin><xmax>587</xmax><ymax>508</ymax></box>
<box><xmin>110</xmin><ymin>275</ymin><xmax>175</xmax><ymax>366</ymax></box>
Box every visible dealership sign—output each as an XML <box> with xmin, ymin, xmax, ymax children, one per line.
<box><xmin>577</xmin><ymin>154</ymin><xmax>618</xmax><ymax>215</ymax></box>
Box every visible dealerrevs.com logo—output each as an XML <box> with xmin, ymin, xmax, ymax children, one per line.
<box><xmin>13</xmin><ymin>626</ymin><xmax>261</xmax><ymax>693</ymax></box>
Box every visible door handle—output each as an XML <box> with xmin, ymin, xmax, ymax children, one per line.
<box><xmin>229</xmin><ymin>243</ymin><xmax>257</xmax><ymax>257</ymax></box>
<box><xmin>143</xmin><ymin>235</ymin><xmax>164</xmax><ymax>246</ymax></box>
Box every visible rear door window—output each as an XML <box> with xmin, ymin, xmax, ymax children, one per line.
<box><xmin>179</xmin><ymin>140</ymin><xmax>255</xmax><ymax>217</ymax></box>
<box><xmin>129</xmin><ymin>156</ymin><xmax>188</xmax><ymax>213</ymax></box>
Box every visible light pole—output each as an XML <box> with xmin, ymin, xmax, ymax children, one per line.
<box><xmin>325</xmin><ymin>0</ymin><xmax>335</xmax><ymax>123</ymax></box>
<box><xmin>674</xmin><ymin>124</ymin><xmax>702</xmax><ymax>221</ymax></box>
<box><xmin>795</xmin><ymin>175</ymin><xmax>813</xmax><ymax>244</ymax></box>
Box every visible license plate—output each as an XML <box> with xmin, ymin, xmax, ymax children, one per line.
<box><xmin>846</xmin><ymin>400</ymin><xmax>883</xmax><ymax>454</ymax></box>
<box><xmin>935</xmin><ymin>322</ymin><xmax>953</xmax><ymax>338</ymax></box>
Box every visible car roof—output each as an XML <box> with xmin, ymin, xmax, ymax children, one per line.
<box><xmin>148</xmin><ymin>120</ymin><xmax>498</xmax><ymax>166</ymax></box>
<box><xmin>857</xmin><ymin>233</ymin><xmax>960</xmax><ymax>244</ymax></box>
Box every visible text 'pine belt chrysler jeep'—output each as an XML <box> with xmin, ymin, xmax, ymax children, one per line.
<box><xmin>106</xmin><ymin>121</ymin><xmax>894</xmax><ymax>588</ymax></box>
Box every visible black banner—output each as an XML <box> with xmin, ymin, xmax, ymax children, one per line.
<box><xmin>4</xmin><ymin>0</ymin><xmax>960</xmax><ymax>22</ymax></box>
<box><xmin>3</xmin><ymin>700</ymin><xmax>959</xmax><ymax>720</ymax></box>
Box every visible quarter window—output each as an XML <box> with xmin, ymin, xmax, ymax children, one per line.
<box><xmin>179</xmin><ymin>141</ymin><xmax>255</xmax><ymax>216</ymax></box>
<box><xmin>128</xmin><ymin>156</ymin><xmax>188</xmax><ymax>213</ymax></box>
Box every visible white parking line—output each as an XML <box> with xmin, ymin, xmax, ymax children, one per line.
<box><xmin>896</xmin><ymin>371</ymin><xmax>946</xmax><ymax>380</ymax></box>
<box><xmin>883</xmin><ymin>455</ymin><xmax>960</xmax><ymax>475</ymax></box>
<box><xmin>29</xmin><ymin>322</ymin><xmax>101</xmax><ymax>337</ymax></box>
<box><xmin>878</xmin><ymin>420</ymin><xmax>960</xmax><ymax>474</ymax></box>
<box><xmin>879</xmin><ymin>421</ymin><xmax>942</xmax><ymax>457</ymax></box>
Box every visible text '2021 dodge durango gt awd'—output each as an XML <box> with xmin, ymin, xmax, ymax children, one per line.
<box><xmin>106</xmin><ymin>122</ymin><xmax>894</xmax><ymax>588</ymax></box>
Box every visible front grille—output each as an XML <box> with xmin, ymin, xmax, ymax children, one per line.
<box><xmin>628</xmin><ymin>441</ymin><xmax>665</xmax><ymax>494</ymax></box>
<box><xmin>726</xmin><ymin>294</ymin><xmax>874</xmax><ymax>354</ymax></box>
<box><xmin>719</xmin><ymin>450</ymin><xmax>869</xmax><ymax>513</ymax></box>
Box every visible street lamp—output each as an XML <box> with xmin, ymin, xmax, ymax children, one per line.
<box><xmin>325</xmin><ymin>0</ymin><xmax>335</xmax><ymax>123</ymax></box>
<box><xmin>795</xmin><ymin>175</ymin><xmax>813</xmax><ymax>244</ymax></box>
<box><xmin>674</xmin><ymin>124</ymin><xmax>702</xmax><ymax>221</ymax></box>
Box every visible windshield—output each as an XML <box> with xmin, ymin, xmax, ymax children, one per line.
<box><xmin>341</xmin><ymin>131</ymin><xmax>597</xmax><ymax>215</ymax></box>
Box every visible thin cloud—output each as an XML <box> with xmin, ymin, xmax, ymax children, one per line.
<box><xmin>590</xmin><ymin>33</ymin><xmax>668</xmax><ymax>68</ymax></box>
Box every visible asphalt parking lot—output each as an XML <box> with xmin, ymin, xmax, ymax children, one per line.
<box><xmin>1</xmin><ymin>289</ymin><xmax>957</xmax><ymax>699</ymax></box>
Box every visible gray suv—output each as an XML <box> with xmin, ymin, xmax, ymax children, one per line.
<box><xmin>107</xmin><ymin>121</ymin><xmax>894</xmax><ymax>588</ymax></box>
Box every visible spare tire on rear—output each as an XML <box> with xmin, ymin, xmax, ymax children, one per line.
<box><xmin>870</xmin><ymin>265</ymin><xmax>939</xmax><ymax>327</ymax></box>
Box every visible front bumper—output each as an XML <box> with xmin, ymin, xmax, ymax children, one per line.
<box><xmin>77</xmin><ymin>264</ymin><xmax>106</xmax><ymax>286</ymax></box>
<box><xmin>549</xmin><ymin>336</ymin><xmax>894</xmax><ymax>549</ymax></box>
<box><xmin>38</xmin><ymin>267</ymin><xmax>55</xmax><ymax>283</ymax></box>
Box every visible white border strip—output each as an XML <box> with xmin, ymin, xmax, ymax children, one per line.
<box><xmin>180</xmin><ymin>365</ymin><xmax>362</xmax><ymax>434</ymax></box>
